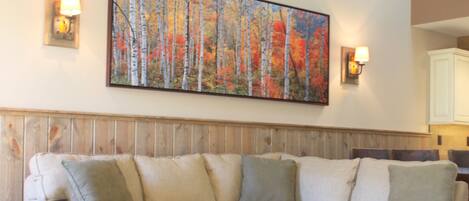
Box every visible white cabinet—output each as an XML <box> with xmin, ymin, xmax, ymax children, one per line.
<box><xmin>428</xmin><ymin>48</ymin><xmax>469</xmax><ymax>124</ymax></box>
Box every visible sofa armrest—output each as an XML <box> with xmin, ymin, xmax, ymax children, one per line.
<box><xmin>455</xmin><ymin>181</ymin><xmax>469</xmax><ymax>201</ymax></box>
<box><xmin>24</xmin><ymin>175</ymin><xmax>47</xmax><ymax>201</ymax></box>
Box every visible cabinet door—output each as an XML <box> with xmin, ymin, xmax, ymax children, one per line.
<box><xmin>430</xmin><ymin>54</ymin><xmax>454</xmax><ymax>123</ymax></box>
<box><xmin>454</xmin><ymin>55</ymin><xmax>469</xmax><ymax>122</ymax></box>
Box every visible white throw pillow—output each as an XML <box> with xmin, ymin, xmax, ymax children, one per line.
<box><xmin>202</xmin><ymin>153</ymin><xmax>282</xmax><ymax>201</ymax></box>
<box><xmin>350</xmin><ymin>158</ymin><xmax>453</xmax><ymax>201</ymax></box>
<box><xmin>282</xmin><ymin>154</ymin><xmax>360</xmax><ymax>201</ymax></box>
<box><xmin>134</xmin><ymin>154</ymin><xmax>216</xmax><ymax>201</ymax></box>
<box><xmin>28</xmin><ymin>153</ymin><xmax>144</xmax><ymax>201</ymax></box>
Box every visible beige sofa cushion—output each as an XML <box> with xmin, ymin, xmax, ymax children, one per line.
<box><xmin>282</xmin><ymin>154</ymin><xmax>360</xmax><ymax>201</ymax></box>
<box><xmin>202</xmin><ymin>153</ymin><xmax>282</xmax><ymax>201</ymax></box>
<box><xmin>350</xmin><ymin>158</ymin><xmax>455</xmax><ymax>201</ymax></box>
<box><xmin>134</xmin><ymin>154</ymin><xmax>216</xmax><ymax>201</ymax></box>
<box><xmin>28</xmin><ymin>153</ymin><xmax>143</xmax><ymax>201</ymax></box>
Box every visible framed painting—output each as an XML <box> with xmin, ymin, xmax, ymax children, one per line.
<box><xmin>107</xmin><ymin>0</ymin><xmax>330</xmax><ymax>104</ymax></box>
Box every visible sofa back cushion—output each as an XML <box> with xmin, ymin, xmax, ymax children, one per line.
<box><xmin>350</xmin><ymin>158</ymin><xmax>455</xmax><ymax>201</ymax></box>
<box><xmin>202</xmin><ymin>153</ymin><xmax>282</xmax><ymax>201</ymax></box>
<box><xmin>28</xmin><ymin>153</ymin><xmax>143</xmax><ymax>201</ymax></box>
<box><xmin>282</xmin><ymin>154</ymin><xmax>360</xmax><ymax>201</ymax></box>
<box><xmin>134</xmin><ymin>154</ymin><xmax>216</xmax><ymax>201</ymax></box>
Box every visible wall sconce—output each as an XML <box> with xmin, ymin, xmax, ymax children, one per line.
<box><xmin>341</xmin><ymin>46</ymin><xmax>370</xmax><ymax>84</ymax></box>
<box><xmin>44</xmin><ymin>0</ymin><xmax>81</xmax><ymax>48</ymax></box>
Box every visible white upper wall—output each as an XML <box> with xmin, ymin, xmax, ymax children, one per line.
<box><xmin>0</xmin><ymin>0</ymin><xmax>457</xmax><ymax>133</ymax></box>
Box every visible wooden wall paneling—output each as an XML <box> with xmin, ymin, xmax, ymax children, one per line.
<box><xmin>271</xmin><ymin>128</ymin><xmax>286</xmax><ymax>153</ymax></box>
<box><xmin>209</xmin><ymin>125</ymin><xmax>226</xmax><ymax>154</ymax></box>
<box><xmin>336</xmin><ymin>132</ymin><xmax>351</xmax><ymax>159</ymax></box>
<box><xmin>94</xmin><ymin>119</ymin><xmax>116</xmax><ymax>155</ymax></box>
<box><xmin>286</xmin><ymin>129</ymin><xmax>301</xmax><ymax>156</ymax></box>
<box><xmin>324</xmin><ymin>132</ymin><xmax>338</xmax><ymax>159</ymax></box>
<box><xmin>174</xmin><ymin>123</ymin><xmax>192</xmax><ymax>156</ymax></box>
<box><xmin>0</xmin><ymin>115</ymin><xmax>24</xmax><ymax>201</ymax></box>
<box><xmin>256</xmin><ymin>128</ymin><xmax>272</xmax><ymax>154</ymax></box>
<box><xmin>24</xmin><ymin>116</ymin><xmax>48</xmax><ymax>177</ymax></box>
<box><xmin>115</xmin><ymin>120</ymin><xmax>136</xmax><ymax>154</ymax></box>
<box><xmin>375</xmin><ymin>134</ymin><xmax>388</xmax><ymax>149</ymax></box>
<box><xmin>242</xmin><ymin>127</ymin><xmax>257</xmax><ymax>154</ymax></box>
<box><xmin>225</xmin><ymin>126</ymin><xmax>242</xmax><ymax>154</ymax></box>
<box><xmin>136</xmin><ymin>120</ymin><xmax>156</xmax><ymax>157</ymax></box>
<box><xmin>48</xmin><ymin>117</ymin><xmax>71</xmax><ymax>153</ymax></box>
<box><xmin>360</xmin><ymin>133</ymin><xmax>379</xmax><ymax>149</ymax></box>
<box><xmin>192</xmin><ymin>124</ymin><xmax>209</xmax><ymax>154</ymax></box>
<box><xmin>71</xmin><ymin>118</ymin><xmax>93</xmax><ymax>155</ymax></box>
<box><xmin>350</xmin><ymin>132</ymin><xmax>361</xmax><ymax>151</ymax></box>
<box><xmin>155</xmin><ymin>122</ymin><xmax>174</xmax><ymax>157</ymax></box>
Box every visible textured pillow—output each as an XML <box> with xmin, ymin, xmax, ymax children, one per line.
<box><xmin>388</xmin><ymin>164</ymin><xmax>457</xmax><ymax>201</ymax></box>
<box><xmin>282</xmin><ymin>154</ymin><xmax>360</xmax><ymax>201</ymax></box>
<box><xmin>239</xmin><ymin>156</ymin><xmax>296</xmax><ymax>201</ymax></box>
<box><xmin>62</xmin><ymin>160</ymin><xmax>133</xmax><ymax>201</ymax></box>
<box><xmin>350</xmin><ymin>158</ymin><xmax>455</xmax><ymax>201</ymax></box>
<box><xmin>134</xmin><ymin>154</ymin><xmax>216</xmax><ymax>201</ymax></box>
<box><xmin>202</xmin><ymin>153</ymin><xmax>282</xmax><ymax>201</ymax></box>
<box><xmin>28</xmin><ymin>153</ymin><xmax>143</xmax><ymax>201</ymax></box>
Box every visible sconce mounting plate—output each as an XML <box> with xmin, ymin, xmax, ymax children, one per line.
<box><xmin>341</xmin><ymin>47</ymin><xmax>359</xmax><ymax>85</ymax></box>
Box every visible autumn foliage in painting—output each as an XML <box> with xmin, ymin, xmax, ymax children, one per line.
<box><xmin>110</xmin><ymin>0</ymin><xmax>329</xmax><ymax>103</ymax></box>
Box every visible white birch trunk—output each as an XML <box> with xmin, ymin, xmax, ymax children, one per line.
<box><xmin>235</xmin><ymin>0</ymin><xmax>242</xmax><ymax>77</ymax></box>
<box><xmin>171</xmin><ymin>0</ymin><xmax>178</xmax><ymax>82</ymax></box>
<box><xmin>216</xmin><ymin>0</ymin><xmax>225</xmax><ymax>83</ymax></box>
<box><xmin>181</xmin><ymin>0</ymin><xmax>190</xmax><ymax>90</ymax></box>
<box><xmin>140</xmin><ymin>0</ymin><xmax>148</xmax><ymax>86</ymax></box>
<box><xmin>157</xmin><ymin>0</ymin><xmax>170</xmax><ymax>88</ymax></box>
<box><xmin>260</xmin><ymin>5</ymin><xmax>268</xmax><ymax>97</ymax></box>
<box><xmin>283</xmin><ymin>8</ymin><xmax>292</xmax><ymax>99</ymax></box>
<box><xmin>246</xmin><ymin>0</ymin><xmax>253</xmax><ymax>96</ymax></box>
<box><xmin>112</xmin><ymin>4</ymin><xmax>120</xmax><ymax>77</ymax></box>
<box><xmin>197</xmin><ymin>0</ymin><xmax>205</xmax><ymax>92</ymax></box>
<box><xmin>129</xmin><ymin>0</ymin><xmax>139</xmax><ymax>86</ymax></box>
<box><xmin>304</xmin><ymin>35</ymin><xmax>311</xmax><ymax>101</ymax></box>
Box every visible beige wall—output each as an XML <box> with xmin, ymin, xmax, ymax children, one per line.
<box><xmin>0</xmin><ymin>0</ymin><xmax>457</xmax><ymax>133</ymax></box>
<box><xmin>412</xmin><ymin>0</ymin><xmax>469</xmax><ymax>25</ymax></box>
<box><xmin>459</xmin><ymin>36</ymin><xmax>469</xmax><ymax>50</ymax></box>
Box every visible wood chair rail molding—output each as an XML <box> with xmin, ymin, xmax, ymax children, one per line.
<box><xmin>0</xmin><ymin>107</ymin><xmax>432</xmax><ymax>201</ymax></box>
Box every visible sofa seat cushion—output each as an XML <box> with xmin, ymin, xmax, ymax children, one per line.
<box><xmin>350</xmin><ymin>158</ymin><xmax>455</xmax><ymax>201</ymax></box>
<box><xmin>28</xmin><ymin>153</ymin><xmax>143</xmax><ymax>201</ymax></box>
<box><xmin>134</xmin><ymin>154</ymin><xmax>216</xmax><ymax>201</ymax></box>
<box><xmin>202</xmin><ymin>153</ymin><xmax>282</xmax><ymax>201</ymax></box>
<box><xmin>282</xmin><ymin>154</ymin><xmax>360</xmax><ymax>201</ymax></box>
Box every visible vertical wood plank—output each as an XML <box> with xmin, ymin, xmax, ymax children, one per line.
<box><xmin>116</xmin><ymin>120</ymin><xmax>135</xmax><ymax>154</ymax></box>
<box><xmin>192</xmin><ymin>124</ymin><xmax>209</xmax><ymax>154</ymax></box>
<box><xmin>71</xmin><ymin>118</ymin><xmax>93</xmax><ymax>155</ymax></box>
<box><xmin>94</xmin><ymin>119</ymin><xmax>115</xmax><ymax>155</ymax></box>
<box><xmin>256</xmin><ymin>128</ymin><xmax>272</xmax><ymax>154</ymax></box>
<box><xmin>209</xmin><ymin>125</ymin><xmax>226</xmax><ymax>154</ymax></box>
<box><xmin>242</xmin><ymin>127</ymin><xmax>257</xmax><ymax>154</ymax></box>
<box><xmin>0</xmin><ymin>115</ymin><xmax>24</xmax><ymax>201</ymax></box>
<box><xmin>136</xmin><ymin>121</ymin><xmax>156</xmax><ymax>157</ymax></box>
<box><xmin>286</xmin><ymin>130</ymin><xmax>300</xmax><ymax>156</ymax></box>
<box><xmin>225</xmin><ymin>126</ymin><xmax>242</xmax><ymax>154</ymax></box>
<box><xmin>324</xmin><ymin>132</ymin><xmax>338</xmax><ymax>159</ymax></box>
<box><xmin>336</xmin><ymin>132</ymin><xmax>350</xmax><ymax>159</ymax></box>
<box><xmin>24</xmin><ymin>116</ymin><xmax>48</xmax><ymax>177</ymax></box>
<box><xmin>155</xmin><ymin>122</ymin><xmax>174</xmax><ymax>157</ymax></box>
<box><xmin>271</xmin><ymin>128</ymin><xmax>286</xmax><ymax>153</ymax></box>
<box><xmin>48</xmin><ymin>117</ymin><xmax>71</xmax><ymax>153</ymax></box>
<box><xmin>174</xmin><ymin>124</ymin><xmax>191</xmax><ymax>156</ymax></box>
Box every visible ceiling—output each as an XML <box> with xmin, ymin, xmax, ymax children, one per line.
<box><xmin>414</xmin><ymin>17</ymin><xmax>469</xmax><ymax>37</ymax></box>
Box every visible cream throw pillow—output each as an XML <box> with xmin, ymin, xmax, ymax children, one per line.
<box><xmin>282</xmin><ymin>154</ymin><xmax>360</xmax><ymax>201</ymax></box>
<box><xmin>134</xmin><ymin>154</ymin><xmax>216</xmax><ymax>201</ymax></box>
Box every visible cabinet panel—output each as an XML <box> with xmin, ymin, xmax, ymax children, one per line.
<box><xmin>455</xmin><ymin>56</ymin><xmax>469</xmax><ymax>122</ymax></box>
<box><xmin>430</xmin><ymin>55</ymin><xmax>453</xmax><ymax>123</ymax></box>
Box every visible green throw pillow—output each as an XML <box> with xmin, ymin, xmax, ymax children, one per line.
<box><xmin>239</xmin><ymin>156</ymin><xmax>296</xmax><ymax>201</ymax></box>
<box><xmin>388</xmin><ymin>164</ymin><xmax>457</xmax><ymax>201</ymax></box>
<box><xmin>62</xmin><ymin>160</ymin><xmax>134</xmax><ymax>201</ymax></box>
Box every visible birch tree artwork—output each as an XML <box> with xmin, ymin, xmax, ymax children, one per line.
<box><xmin>109</xmin><ymin>0</ymin><xmax>330</xmax><ymax>104</ymax></box>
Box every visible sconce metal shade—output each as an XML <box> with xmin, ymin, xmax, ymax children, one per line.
<box><xmin>354</xmin><ymin>46</ymin><xmax>369</xmax><ymax>64</ymax></box>
<box><xmin>60</xmin><ymin>0</ymin><xmax>81</xmax><ymax>16</ymax></box>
